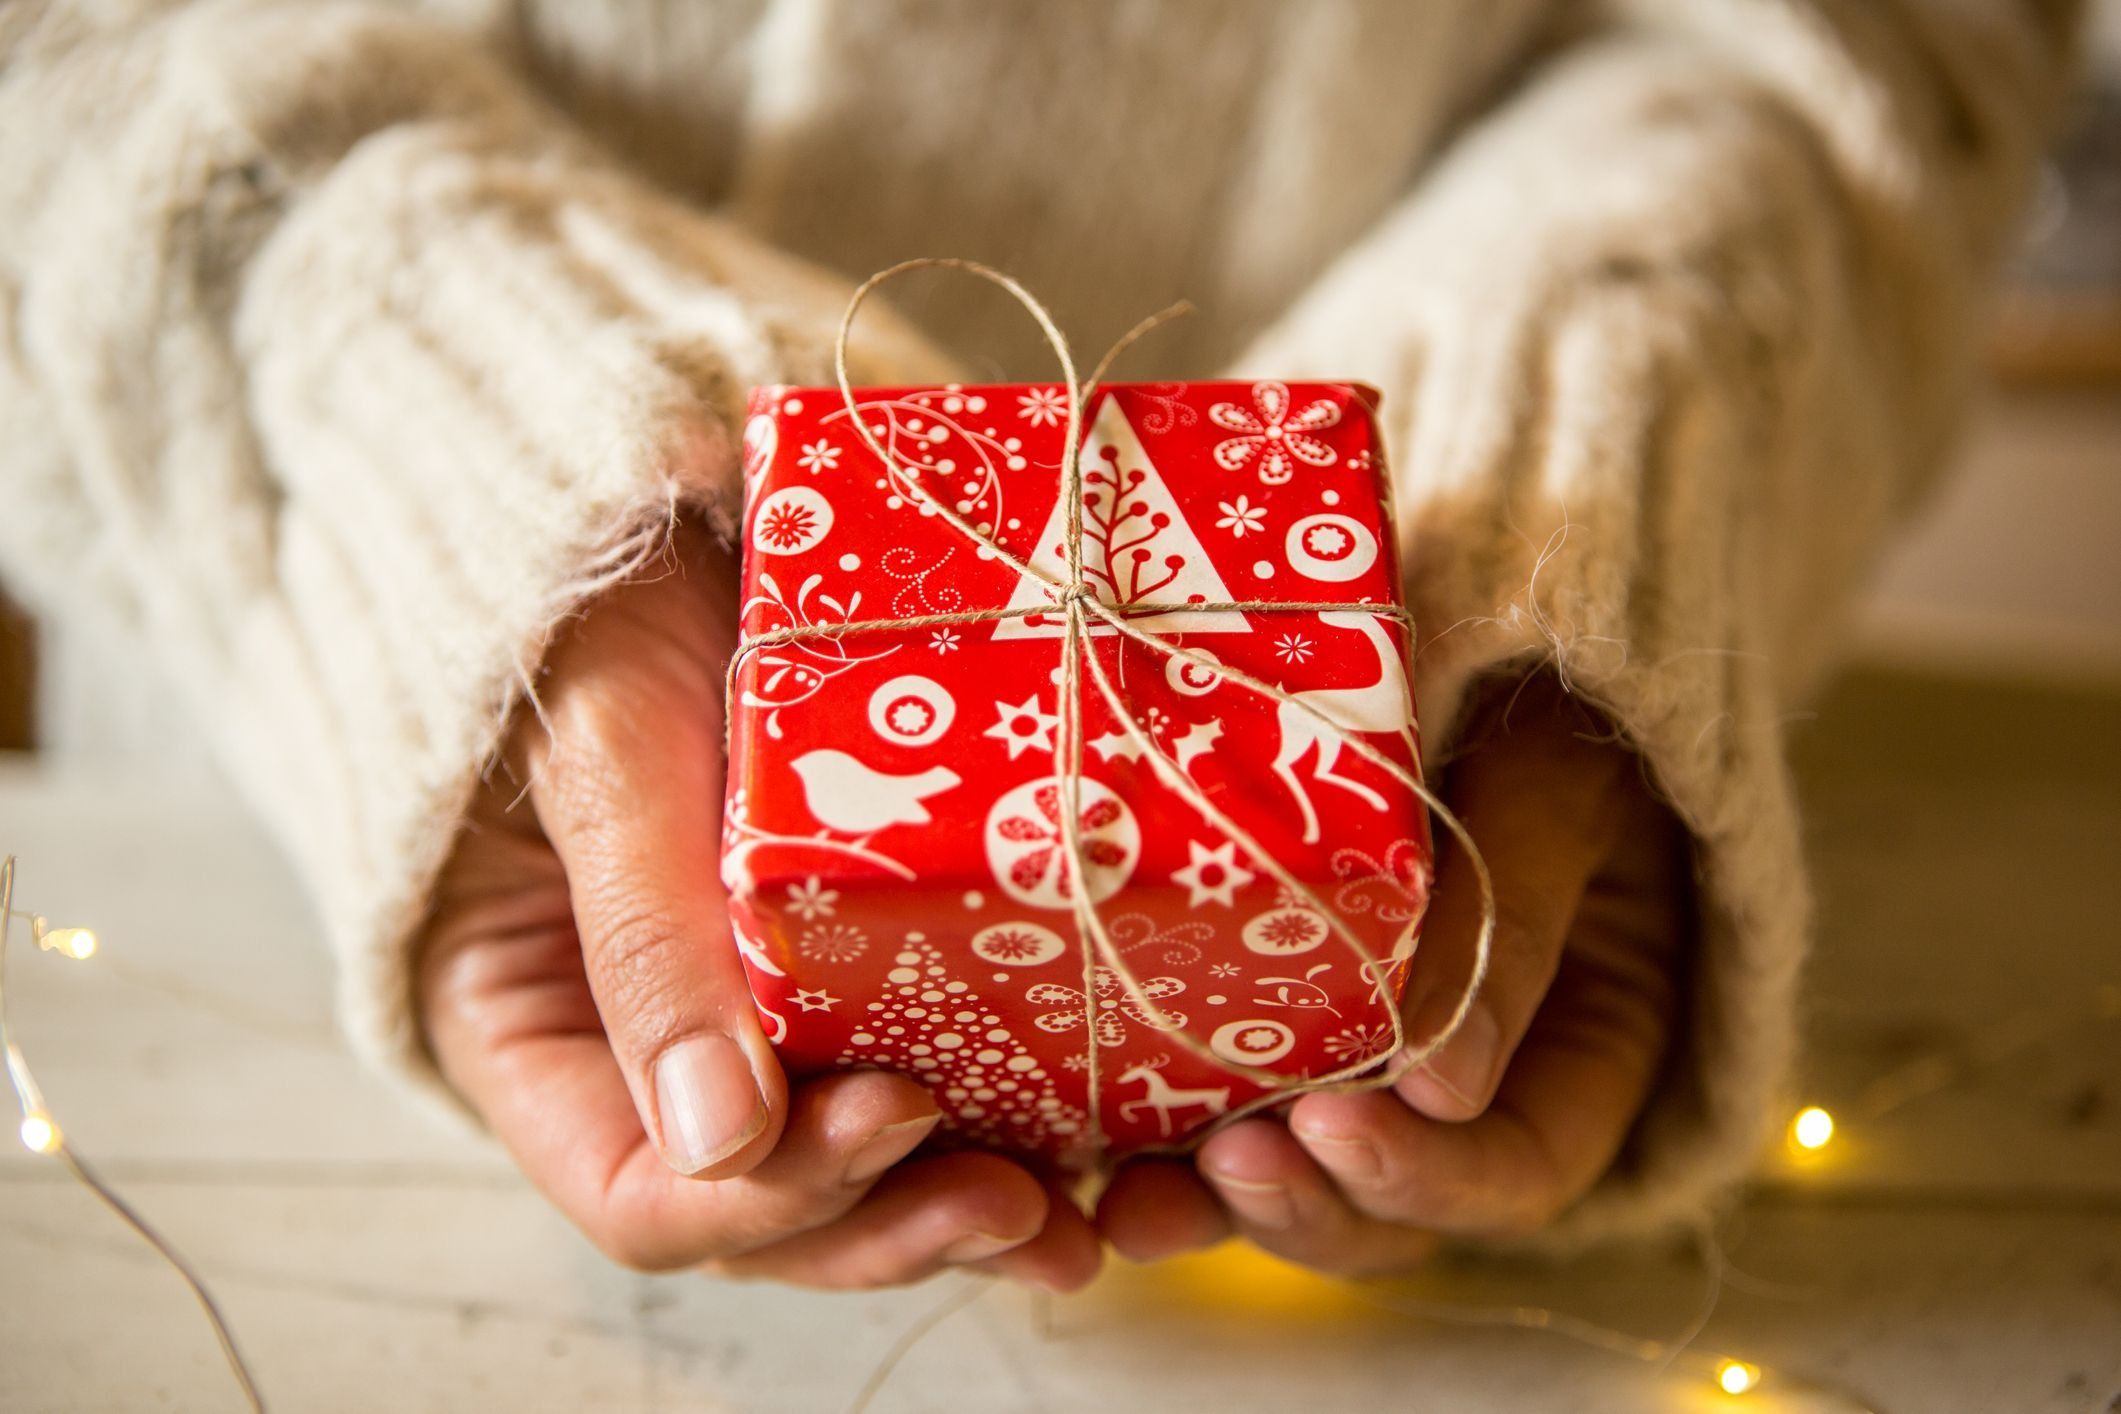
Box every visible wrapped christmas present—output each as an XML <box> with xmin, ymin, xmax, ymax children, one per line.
<box><xmin>724</xmin><ymin>357</ymin><xmax>1437</xmax><ymax>1168</ymax></box>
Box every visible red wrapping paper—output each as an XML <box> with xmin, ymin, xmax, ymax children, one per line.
<box><xmin>723</xmin><ymin>380</ymin><xmax>1432</xmax><ymax>1168</ymax></box>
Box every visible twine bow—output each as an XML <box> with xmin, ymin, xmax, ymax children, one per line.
<box><xmin>729</xmin><ymin>258</ymin><xmax>1493</xmax><ymax>1156</ymax></box>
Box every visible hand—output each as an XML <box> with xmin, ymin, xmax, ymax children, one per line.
<box><xmin>416</xmin><ymin>520</ymin><xmax>1100</xmax><ymax>1289</ymax></box>
<box><xmin>1096</xmin><ymin>671</ymin><xmax>1690</xmax><ymax>1270</ymax></box>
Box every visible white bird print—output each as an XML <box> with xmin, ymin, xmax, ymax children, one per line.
<box><xmin>790</xmin><ymin>750</ymin><xmax>961</xmax><ymax>834</ymax></box>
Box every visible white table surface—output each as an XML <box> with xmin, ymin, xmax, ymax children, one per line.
<box><xmin>2</xmin><ymin>666</ymin><xmax>2117</xmax><ymax>1413</ymax></box>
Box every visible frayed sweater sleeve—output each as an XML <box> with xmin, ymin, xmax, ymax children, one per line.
<box><xmin>0</xmin><ymin>0</ymin><xmax>955</xmax><ymax>1109</ymax></box>
<box><xmin>1231</xmin><ymin>1</ymin><xmax>2081</xmax><ymax>1248</ymax></box>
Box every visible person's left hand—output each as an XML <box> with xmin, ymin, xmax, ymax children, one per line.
<box><xmin>1095</xmin><ymin>671</ymin><xmax>1691</xmax><ymax>1270</ymax></box>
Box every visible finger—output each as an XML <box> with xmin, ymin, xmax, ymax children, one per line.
<box><xmin>710</xmin><ymin>1151</ymin><xmax>1052</xmax><ymax>1290</ymax></box>
<box><xmin>1399</xmin><ymin>674</ymin><xmax>1624</xmax><ymax>1120</ymax></box>
<box><xmin>527</xmin><ymin>540</ymin><xmax>787</xmax><ymax>1179</ymax></box>
<box><xmin>1290</xmin><ymin>877</ymin><xmax>1685</xmax><ymax>1236</ymax></box>
<box><xmin>1196</xmin><ymin>1120</ymin><xmax>1436</xmax><ymax>1276</ymax></box>
<box><xmin>424</xmin><ymin>920</ymin><xmax>950</xmax><ymax>1267</ymax></box>
<box><xmin>968</xmin><ymin>1178</ymin><xmax>1106</xmax><ymax>1292</ymax></box>
<box><xmin>1094</xmin><ymin>1159</ymin><xmax>1232</xmax><ymax>1263</ymax></box>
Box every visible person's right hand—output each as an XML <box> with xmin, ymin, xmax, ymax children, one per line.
<box><xmin>415</xmin><ymin>518</ymin><xmax>1100</xmax><ymax>1290</ymax></box>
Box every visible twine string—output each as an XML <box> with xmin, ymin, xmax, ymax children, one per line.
<box><xmin>727</xmin><ymin>257</ymin><xmax>1495</xmax><ymax>1155</ymax></box>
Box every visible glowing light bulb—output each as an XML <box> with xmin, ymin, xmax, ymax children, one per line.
<box><xmin>1716</xmin><ymin>1360</ymin><xmax>1761</xmax><ymax>1396</ymax></box>
<box><xmin>19</xmin><ymin>1112</ymin><xmax>61</xmax><ymax>1154</ymax></box>
<box><xmin>41</xmin><ymin>926</ymin><xmax>98</xmax><ymax>960</ymax></box>
<box><xmin>1789</xmin><ymin>1106</ymin><xmax>1835</xmax><ymax>1152</ymax></box>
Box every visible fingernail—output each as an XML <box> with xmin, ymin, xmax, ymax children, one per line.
<box><xmin>944</xmin><ymin>1230</ymin><xmax>1030</xmax><ymax>1264</ymax></box>
<box><xmin>654</xmin><ymin>1034</ymin><xmax>767</xmax><ymax>1175</ymax></box>
<box><xmin>843</xmin><ymin>1114</ymin><xmax>941</xmax><ymax>1185</ymax></box>
<box><xmin>1207</xmin><ymin>1171</ymin><xmax>1295</xmax><ymax>1230</ymax></box>
<box><xmin>1301</xmin><ymin>1132</ymin><xmax>1383</xmax><ymax>1181</ymax></box>
<box><xmin>1421</xmin><ymin>1006</ymin><xmax>1501</xmax><ymax>1115</ymax></box>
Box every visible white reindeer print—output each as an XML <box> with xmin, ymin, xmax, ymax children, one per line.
<box><xmin>1116</xmin><ymin>1054</ymin><xmax>1232</xmax><ymax>1138</ymax></box>
<box><xmin>1270</xmin><ymin>610</ymin><xmax>1418</xmax><ymax>844</ymax></box>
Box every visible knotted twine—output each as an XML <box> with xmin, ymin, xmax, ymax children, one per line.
<box><xmin>727</xmin><ymin>258</ymin><xmax>1494</xmax><ymax>1156</ymax></box>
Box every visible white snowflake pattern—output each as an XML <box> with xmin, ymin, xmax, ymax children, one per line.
<box><xmin>886</xmin><ymin>698</ymin><xmax>937</xmax><ymax>738</ymax></box>
<box><xmin>786</xmin><ymin>877</ymin><xmax>839</xmax><ymax>921</ymax></box>
<box><xmin>929</xmin><ymin>627</ymin><xmax>961</xmax><ymax>653</ymax></box>
<box><xmin>756</xmin><ymin>499</ymin><xmax>822</xmax><ymax>550</ymax></box>
<box><xmin>798</xmin><ymin>924</ymin><xmax>868</xmax><ymax>964</ymax></box>
<box><xmin>1208</xmin><ymin>962</ymin><xmax>1241</xmax><ymax>979</ymax></box>
<box><xmin>1274</xmin><ymin>632</ymin><xmax>1314</xmax><ymax>665</ymax></box>
<box><xmin>1017</xmin><ymin>386</ymin><xmax>1069</xmax><ymax>427</ymax></box>
<box><xmin>1215</xmin><ymin>495</ymin><xmax>1267</xmax><ymax>538</ymax></box>
<box><xmin>1251</xmin><ymin>909</ymin><xmax>1327</xmax><ymax>953</ymax></box>
<box><xmin>1209</xmin><ymin>382</ymin><xmax>1341</xmax><ymax>484</ymax></box>
<box><xmin>797</xmin><ymin>439</ymin><xmax>841</xmax><ymax>473</ymax></box>
<box><xmin>1301</xmin><ymin>521</ymin><xmax>1352</xmax><ymax>559</ymax></box>
<box><xmin>973</xmin><ymin>924</ymin><xmax>1056</xmax><ymax>964</ymax></box>
<box><xmin>1323</xmin><ymin>1022</ymin><xmax>1398</xmax><ymax>1063</ymax></box>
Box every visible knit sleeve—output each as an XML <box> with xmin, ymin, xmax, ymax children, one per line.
<box><xmin>1230</xmin><ymin>1</ymin><xmax>2082</xmax><ymax>1247</ymax></box>
<box><xmin>0</xmin><ymin>0</ymin><xmax>956</xmax><ymax>1110</ymax></box>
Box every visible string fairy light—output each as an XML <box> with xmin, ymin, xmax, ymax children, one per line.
<box><xmin>843</xmin><ymin>1276</ymin><xmax>993</xmax><ymax>1414</ymax></box>
<box><xmin>1</xmin><ymin>833</ymin><xmax>2109</xmax><ymax>1409</ymax></box>
<box><xmin>841</xmin><ymin>979</ymin><xmax>2121</xmax><ymax>1411</ymax></box>
<box><xmin>1779</xmin><ymin>982</ymin><xmax>2121</xmax><ymax>1164</ymax></box>
<box><xmin>1</xmin><ymin>854</ymin><xmax>267</xmax><ymax>1412</ymax></box>
<box><xmin>1339</xmin><ymin>980</ymin><xmax>2115</xmax><ymax>1407</ymax></box>
<box><xmin>1788</xmin><ymin>1105</ymin><xmax>1836</xmax><ymax>1154</ymax></box>
<box><xmin>1717</xmin><ymin>1358</ymin><xmax>1764</xmax><ymax>1395</ymax></box>
<box><xmin>12</xmin><ymin>911</ymin><xmax>100</xmax><ymax>960</ymax></box>
<box><xmin>1335</xmin><ymin>1227</ymin><xmax>1827</xmax><ymax>1407</ymax></box>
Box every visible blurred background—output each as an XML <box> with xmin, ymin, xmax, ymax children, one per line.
<box><xmin>1850</xmin><ymin>0</ymin><xmax>2121</xmax><ymax>681</ymax></box>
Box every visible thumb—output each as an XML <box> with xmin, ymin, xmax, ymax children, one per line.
<box><xmin>1397</xmin><ymin>673</ymin><xmax>1623</xmax><ymax>1121</ymax></box>
<box><xmin>529</xmin><ymin>544</ymin><xmax>787</xmax><ymax>1179</ymax></box>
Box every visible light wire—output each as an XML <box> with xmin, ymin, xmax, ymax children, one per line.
<box><xmin>1</xmin><ymin>854</ymin><xmax>267</xmax><ymax>1412</ymax></box>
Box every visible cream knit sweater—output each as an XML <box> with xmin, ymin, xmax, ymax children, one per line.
<box><xmin>0</xmin><ymin>0</ymin><xmax>2080</xmax><ymax>1248</ymax></box>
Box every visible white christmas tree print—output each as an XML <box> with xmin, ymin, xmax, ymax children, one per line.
<box><xmin>994</xmin><ymin>396</ymin><xmax>1244</xmax><ymax>639</ymax></box>
<box><xmin>831</xmin><ymin>936</ymin><xmax>1090</xmax><ymax>1159</ymax></box>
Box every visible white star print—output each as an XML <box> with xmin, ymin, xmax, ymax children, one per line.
<box><xmin>1173</xmin><ymin>718</ymin><xmax>1223</xmax><ymax>771</ymax></box>
<box><xmin>792</xmin><ymin>987</ymin><xmax>840</xmax><ymax>1013</ymax></box>
<box><xmin>1170</xmin><ymin>839</ymin><xmax>1256</xmax><ymax>909</ymax></box>
<box><xmin>984</xmin><ymin>694</ymin><xmax>1061</xmax><ymax>759</ymax></box>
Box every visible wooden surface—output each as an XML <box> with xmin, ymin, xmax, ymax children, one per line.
<box><xmin>1</xmin><ymin>664</ymin><xmax>2117</xmax><ymax>1413</ymax></box>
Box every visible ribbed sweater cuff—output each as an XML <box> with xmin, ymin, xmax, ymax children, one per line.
<box><xmin>226</xmin><ymin>71</ymin><xmax>952</xmax><ymax>1117</ymax></box>
<box><xmin>1225</xmin><ymin>37</ymin><xmax>1844</xmax><ymax>1250</ymax></box>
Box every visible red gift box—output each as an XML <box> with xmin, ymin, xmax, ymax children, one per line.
<box><xmin>723</xmin><ymin>379</ymin><xmax>1433</xmax><ymax>1168</ymax></box>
